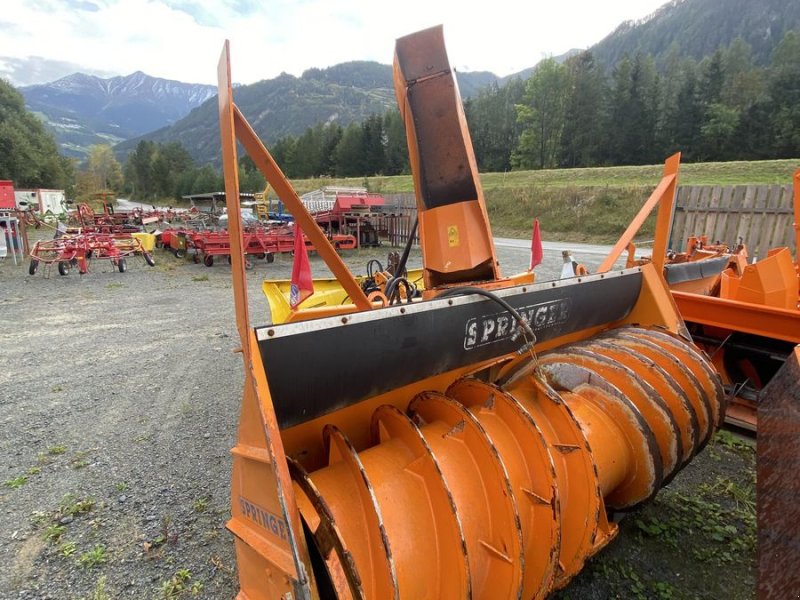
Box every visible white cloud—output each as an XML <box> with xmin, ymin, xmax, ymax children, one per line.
<box><xmin>1</xmin><ymin>0</ymin><xmax>669</xmax><ymax>86</ymax></box>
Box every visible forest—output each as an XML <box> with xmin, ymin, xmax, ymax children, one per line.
<box><xmin>0</xmin><ymin>30</ymin><xmax>798</xmax><ymax>202</ymax></box>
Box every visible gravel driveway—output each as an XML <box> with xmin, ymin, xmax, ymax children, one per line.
<box><xmin>0</xmin><ymin>233</ymin><xmax>753</xmax><ymax>599</ymax></box>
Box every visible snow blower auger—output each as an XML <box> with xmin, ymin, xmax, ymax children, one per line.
<box><xmin>216</xmin><ymin>26</ymin><xmax>724</xmax><ymax>600</ymax></box>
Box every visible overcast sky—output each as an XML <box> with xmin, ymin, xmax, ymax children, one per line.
<box><xmin>0</xmin><ymin>0</ymin><xmax>670</xmax><ymax>87</ymax></box>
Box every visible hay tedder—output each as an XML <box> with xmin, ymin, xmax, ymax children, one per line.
<box><xmin>216</xmin><ymin>27</ymin><xmax>724</xmax><ymax>599</ymax></box>
<box><xmin>28</xmin><ymin>232</ymin><xmax>155</xmax><ymax>276</ymax></box>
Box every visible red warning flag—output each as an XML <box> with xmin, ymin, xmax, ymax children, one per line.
<box><xmin>530</xmin><ymin>218</ymin><xmax>543</xmax><ymax>270</ymax></box>
<box><xmin>289</xmin><ymin>224</ymin><xmax>314</xmax><ymax>308</ymax></box>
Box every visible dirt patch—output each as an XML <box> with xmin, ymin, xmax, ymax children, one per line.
<box><xmin>0</xmin><ymin>233</ymin><xmax>754</xmax><ymax>599</ymax></box>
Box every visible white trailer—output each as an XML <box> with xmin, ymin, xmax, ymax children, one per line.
<box><xmin>14</xmin><ymin>189</ymin><xmax>66</xmax><ymax>214</ymax></box>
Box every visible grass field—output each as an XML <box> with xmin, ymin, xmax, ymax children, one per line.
<box><xmin>285</xmin><ymin>158</ymin><xmax>798</xmax><ymax>243</ymax></box>
<box><xmin>287</xmin><ymin>158</ymin><xmax>799</xmax><ymax>195</ymax></box>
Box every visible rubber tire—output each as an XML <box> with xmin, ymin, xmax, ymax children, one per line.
<box><xmin>227</xmin><ymin>256</ymin><xmax>232</xmax><ymax>265</ymax></box>
<box><xmin>29</xmin><ymin>259</ymin><xmax>39</xmax><ymax>275</ymax></box>
<box><xmin>204</xmin><ymin>255</ymin><xmax>214</xmax><ymax>267</ymax></box>
<box><xmin>266</xmin><ymin>252</ymin><xmax>275</xmax><ymax>263</ymax></box>
<box><xmin>192</xmin><ymin>253</ymin><xmax>200</xmax><ymax>264</ymax></box>
<box><xmin>245</xmin><ymin>260</ymin><xmax>253</xmax><ymax>271</ymax></box>
<box><xmin>175</xmin><ymin>249</ymin><xmax>185</xmax><ymax>259</ymax></box>
<box><xmin>58</xmin><ymin>261</ymin><xmax>70</xmax><ymax>276</ymax></box>
<box><xmin>118</xmin><ymin>258</ymin><xmax>127</xmax><ymax>273</ymax></box>
<box><xmin>143</xmin><ymin>252</ymin><xmax>155</xmax><ymax>267</ymax></box>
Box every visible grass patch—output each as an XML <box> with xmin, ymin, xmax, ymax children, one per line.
<box><xmin>87</xmin><ymin>575</ymin><xmax>110</xmax><ymax>600</ymax></box>
<box><xmin>47</xmin><ymin>445</ymin><xmax>68</xmax><ymax>455</ymax></box>
<box><xmin>192</xmin><ymin>497</ymin><xmax>208</xmax><ymax>513</ymax></box>
<box><xmin>60</xmin><ymin>494</ymin><xmax>95</xmax><ymax>516</ymax></box>
<box><xmin>4</xmin><ymin>475</ymin><xmax>28</xmax><ymax>489</ymax></box>
<box><xmin>159</xmin><ymin>568</ymin><xmax>202</xmax><ymax>598</ymax></box>
<box><xmin>78</xmin><ymin>545</ymin><xmax>107</xmax><ymax>568</ymax></box>
<box><xmin>60</xmin><ymin>541</ymin><xmax>77</xmax><ymax>557</ymax></box>
<box><xmin>191</xmin><ymin>274</ymin><xmax>209</xmax><ymax>282</ymax></box>
<box><xmin>44</xmin><ymin>524</ymin><xmax>66</xmax><ymax>543</ymax></box>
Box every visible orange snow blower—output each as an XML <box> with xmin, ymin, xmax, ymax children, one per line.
<box><xmin>216</xmin><ymin>26</ymin><xmax>724</xmax><ymax>600</ymax></box>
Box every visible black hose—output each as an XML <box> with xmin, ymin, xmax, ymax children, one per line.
<box><xmin>366</xmin><ymin>259</ymin><xmax>383</xmax><ymax>278</ymax></box>
<box><xmin>394</xmin><ymin>218</ymin><xmax>418</xmax><ymax>278</ymax></box>
<box><xmin>435</xmin><ymin>286</ymin><xmax>536</xmax><ymax>346</ymax></box>
<box><xmin>385</xmin><ymin>277</ymin><xmax>415</xmax><ymax>305</ymax></box>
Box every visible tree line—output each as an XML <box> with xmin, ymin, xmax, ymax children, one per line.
<box><xmin>469</xmin><ymin>30</ymin><xmax>800</xmax><ymax>170</ymax></box>
<box><xmin>2</xmin><ymin>30</ymin><xmax>797</xmax><ymax>203</ymax></box>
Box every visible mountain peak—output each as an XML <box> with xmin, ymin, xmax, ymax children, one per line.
<box><xmin>21</xmin><ymin>71</ymin><xmax>216</xmax><ymax>159</ymax></box>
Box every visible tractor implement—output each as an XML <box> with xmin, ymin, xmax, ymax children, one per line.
<box><xmin>216</xmin><ymin>26</ymin><xmax>724</xmax><ymax>599</ymax></box>
<box><xmin>614</xmin><ymin>165</ymin><xmax>800</xmax><ymax>431</ymax></box>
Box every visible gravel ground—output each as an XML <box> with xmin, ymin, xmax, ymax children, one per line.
<box><xmin>0</xmin><ymin>231</ymin><xmax>754</xmax><ymax>599</ymax></box>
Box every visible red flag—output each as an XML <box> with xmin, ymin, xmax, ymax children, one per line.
<box><xmin>289</xmin><ymin>224</ymin><xmax>314</xmax><ymax>308</ymax></box>
<box><xmin>530</xmin><ymin>218</ymin><xmax>543</xmax><ymax>270</ymax></box>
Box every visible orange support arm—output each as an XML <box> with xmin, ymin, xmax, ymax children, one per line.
<box><xmin>598</xmin><ymin>153</ymin><xmax>681</xmax><ymax>273</ymax></box>
<box><xmin>232</xmin><ymin>107</ymin><xmax>371</xmax><ymax>311</ymax></box>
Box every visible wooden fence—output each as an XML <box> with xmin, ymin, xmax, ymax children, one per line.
<box><xmin>382</xmin><ymin>193</ymin><xmax>419</xmax><ymax>246</ymax></box>
<box><xmin>669</xmin><ymin>184</ymin><xmax>797</xmax><ymax>260</ymax></box>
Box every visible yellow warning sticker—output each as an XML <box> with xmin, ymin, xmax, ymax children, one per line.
<box><xmin>447</xmin><ymin>225</ymin><xmax>459</xmax><ymax>247</ymax></box>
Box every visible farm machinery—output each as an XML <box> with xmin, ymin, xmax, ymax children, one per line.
<box><xmin>609</xmin><ymin>168</ymin><xmax>800</xmax><ymax>431</ymax></box>
<box><xmin>216</xmin><ymin>27</ymin><xmax>724</xmax><ymax>599</ymax></box>
<box><xmin>28</xmin><ymin>232</ymin><xmax>155</xmax><ymax>276</ymax></box>
<box><xmin>159</xmin><ymin>225</ymin><xmax>357</xmax><ymax>267</ymax></box>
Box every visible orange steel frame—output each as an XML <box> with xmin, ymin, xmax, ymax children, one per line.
<box><xmin>217</xmin><ymin>29</ymin><xmax>724</xmax><ymax>600</ymax></box>
<box><xmin>598</xmin><ymin>152</ymin><xmax>680</xmax><ymax>274</ymax></box>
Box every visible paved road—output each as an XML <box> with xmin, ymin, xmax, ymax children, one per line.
<box><xmin>493</xmin><ymin>236</ymin><xmax>629</xmax><ymax>281</ymax></box>
<box><xmin>494</xmin><ymin>236</ymin><xmax>616</xmax><ymax>256</ymax></box>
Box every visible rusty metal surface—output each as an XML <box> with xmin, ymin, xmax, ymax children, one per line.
<box><xmin>758</xmin><ymin>345</ymin><xmax>800</xmax><ymax>599</ymax></box>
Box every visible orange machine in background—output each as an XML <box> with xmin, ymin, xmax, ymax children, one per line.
<box><xmin>216</xmin><ymin>27</ymin><xmax>724</xmax><ymax>599</ymax></box>
<box><xmin>613</xmin><ymin>170</ymin><xmax>799</xmax><ymax>430</ymax></box>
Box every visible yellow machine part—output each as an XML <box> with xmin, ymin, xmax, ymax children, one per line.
<box><xmin>263</xmin><ymin>269</ymin><xmax>424</xmax><ymax>324</ymax></box>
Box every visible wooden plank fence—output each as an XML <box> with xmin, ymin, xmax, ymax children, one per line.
<box><xmin>669</xmin><ymin>184</ymin><xmax>796</xmax><ymax>260</ymax></box>
<box><xmin>382</xmin><ymin>193</ymin><xmax>419</xmax><ymax>246</ymax></box>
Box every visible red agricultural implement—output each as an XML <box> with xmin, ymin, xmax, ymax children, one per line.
<box><xmin>28</xmin><ymin>232</ymin><xmax>155</xmax><ymax>276</ymax></box>
<box><xmin>159</xmin><ymin>225</ymin><xmax>357</xmax><ymax>267</ymax></box>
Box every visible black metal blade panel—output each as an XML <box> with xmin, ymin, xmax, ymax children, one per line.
<box><xmin>257</xmin><ymin>271</ymin><xmax>643</xmax><ymax>429</ymax></box>
<box><xmin>664</xmin><ymin>255</ymin><xmax>730</xmax><ymax>285</ymax></box>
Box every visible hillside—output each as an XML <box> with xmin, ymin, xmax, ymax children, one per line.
<box><xmin>591</xmin><ymin>0</ymin><xmax>800</xmax><ymax>68</ymax></box>
<box><xmin>21</xmin><ymin>72</ymin><xmax>215</xmax><ymax>159</ymax></box>
<box><xmin>118</xmin><ymin>0</ymin><xmax>798</xmax><ymax>168</ymax></box>
<box><xmin>115</xmin><ymin>62</ymin><xmax>499</xmax><ymax>165</ymax></box>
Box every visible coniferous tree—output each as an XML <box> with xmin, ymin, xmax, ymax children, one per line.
<box><xmin>383</xmin><ymin>110</ymin><xmax>409</xmax><ymax>175</ymax></box>
<box><xmin>560</xmin><ymin>52</ymin><xmax>607</xmax><ymax>167</ymax></box>
<box><xmin>768</xmin><ymin>30</ymin><xmax>800</xmax><ymax>157</ymax></box>
<box><xmin>513</xmin><ymin>58</ymin><xmax>569</xmax><ymax>169</ymax></box>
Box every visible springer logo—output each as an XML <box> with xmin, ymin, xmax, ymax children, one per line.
<box><xmin>464</xmin><ymin>298</ymin><xmax>571</xmax><ymax>350</ymax></box>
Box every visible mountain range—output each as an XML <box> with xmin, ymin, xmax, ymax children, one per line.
<box><xmin>21</xmin><ymin>72</ymin><xmax>215</xmax><ymax>158</ymax></box>
<box><xmin>19</xmin><ymin>0</ymin><xmax>800</xmax><ymax>165</ymax></box>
